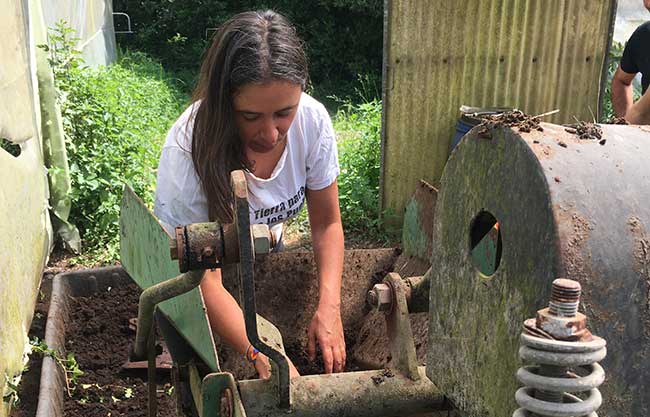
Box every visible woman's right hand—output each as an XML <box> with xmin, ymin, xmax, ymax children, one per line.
<box><xmin>253</xmin><ymin>353</ymin><xmax>300</xmax><ymax>379</ymax></box>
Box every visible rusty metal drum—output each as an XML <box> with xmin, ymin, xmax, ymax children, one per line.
<box><xmin>426</xmin><ymin>120</ymin><xmax>650</xmax><ymax>417</ymax></box>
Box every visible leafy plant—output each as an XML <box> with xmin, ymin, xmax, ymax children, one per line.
<box><xmin>43</xmin><ymin>21</ymin><xmax>186</xmax><ymax>263</ymax></box>
<box><xmin>334</xmin><ymin>98</ymin><xmax>388</xmax><ymax>240</ymax></box>
<box><xmin>30</xmin><ymin>337</ymin><xmax>84</xmax><ymax>396</ymax></box>
<box><xmin>3</xmin><ymin>373</ymin><xmax>20</xmax><ymax>407</ymax></box>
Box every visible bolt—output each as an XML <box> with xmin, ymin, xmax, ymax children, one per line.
<box><xmin>549</xmin><ymin>278</ymin><xmax>581</xmax><ymax>317</ymax></box>
<box><xmin>169</xmin><ymin>239</ymin><xmax>178</xmax><ymax>260</ymax></box>
<box><xmin>201</xmin><ymin>247</ymin><xmax>214</xmax><ymax>258</ymax></box>
<box><xmin>533</xmin><ymin>278</ymin><xmax>582</xmax><ymax>406</ymax></box>
<box><xmin>366</xmin><ymin>290</ymin><xmax>378</xmax><ymax>306</ymax></box>
<box><xmin>367</xmin><ymin>283</ymin><xmax>393</xmax><ymax>312</ymax></box>
<box><xmin>252</xmin><ymin>224</ymin><xmax>271</xmax><ymax>255</ymax></box>
<box><xmin>220</xmin><ymin>388</ymin><xmax>233</xmax><ymax>417</ymax></box>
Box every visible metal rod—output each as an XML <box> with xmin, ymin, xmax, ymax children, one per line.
<box><xmin>238</xmin><ymin>367</ymin><xmax>448</xmax><ymax>417</ymax></box>
<box><xmin>132</xmin><ymin>270</ymin><xmax>205</xmax><ymax>361</ymax></box>
<box><xmin>147</xmin><ymin>327</ymin><xmax>157</xmax><ymax>417</ymax></box>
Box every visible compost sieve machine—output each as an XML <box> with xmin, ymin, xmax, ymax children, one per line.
<box><xmin>119</xmin><ymin>120</ymin><xmax>650</xmax><ymax>417</ymax></box>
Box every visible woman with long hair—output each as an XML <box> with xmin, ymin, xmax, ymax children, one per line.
<box><xmin>154</xmin><ymin>10</ymin><xmax>345</xmax><ymax>378</ymax></box>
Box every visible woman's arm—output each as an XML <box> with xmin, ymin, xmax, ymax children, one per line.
<box><xmin>305</xmin><ymin>180</ymin><xmax>346</xmax><ymax>373</ymax></box>
<box><xmin>200</xmin><ymin>269</ymin><xmax>299</xmax><ymax>378</ymax></box>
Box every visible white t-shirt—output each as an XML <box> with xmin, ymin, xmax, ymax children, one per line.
<box><xmin>153</xmin><ymin>92</ymin><xmax>339</xmax><ymax>242</ymax></box>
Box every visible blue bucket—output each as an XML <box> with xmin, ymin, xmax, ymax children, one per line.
<box><xmin>450</xmin><ymin>107</ymin><xmax>513</xmax><ymax>152</ymax></box>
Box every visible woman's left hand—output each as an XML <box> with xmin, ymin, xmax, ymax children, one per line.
<box><xmin>307</xmin><ymin>303</ymin><xmax>346</xmax><ymax>373</ymax></box>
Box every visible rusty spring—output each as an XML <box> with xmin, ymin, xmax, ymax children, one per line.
<box><xmin>513</xmin><ymin>278</ymin><xmax>607</xmax><ymax>417</ymax></box>
<box><xmin>512</xmin><ymin>333</ymin><xmax>606</xmax><ymax>417</ymax></box>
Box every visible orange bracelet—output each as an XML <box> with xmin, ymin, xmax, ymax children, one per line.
<box><xmin>246</xmin><ymin>344</ymin><xmax>260</xmax><ymax>363</ymax></box>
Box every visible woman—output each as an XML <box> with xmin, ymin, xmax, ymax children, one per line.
<box><xmin>153</xmin><ymin>10</ymin><xmax>346</xmax><ymax>379</ymax></box>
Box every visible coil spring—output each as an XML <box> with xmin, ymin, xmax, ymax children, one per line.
<box><xmin>512</xmin><ymin>332</ymin><xmax>607</xmax><ymax>417</ymax></box>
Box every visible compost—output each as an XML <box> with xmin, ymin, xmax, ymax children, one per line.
<box><xmin>477</xmin><ymin>110</ymin><xmax>544</xmax><ymax>135</ymax></box>
<box><xmin>63</xmin><ymin>281</ymin><xmax>176</xmax><ymax>417</ymax></box>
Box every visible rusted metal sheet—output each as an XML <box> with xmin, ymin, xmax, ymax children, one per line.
<box><xmin>401</xmin><ymin>180</ymin><xmax>437</xmax><ymax>262</ymax></box>
<box><xmin>427</xmin><ymin>121</ymin><xmax>650</xmax><ymax>417</ymax></box>
<box><xmin>381</xmin><ymin>0</ymin><xmax>616</xmax><ymax>222</ymax></box>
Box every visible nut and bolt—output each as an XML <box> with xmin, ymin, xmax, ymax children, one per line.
<box><xmin>549</xmin><ymin>278</ymin><xmax>581</xmax><ymax>317</ymax></box>
<box><xmin>535</xmin><ymin>278</ymin><xmax>586</xmax><ymax>404</ymax></box>
<box><xmin>366</xmin><ymin>283</ymin><xmax>393</xmax><ymax>312</ymax></box>
<box><xmin>535</xmin><ymin>278</ymin><xmax>589</xmax><ymax>341</ymax></box>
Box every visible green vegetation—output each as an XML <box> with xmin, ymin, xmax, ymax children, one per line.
<box><xmin>601</xmin><ymin>41</ymin><xmax>642</xmax><ymax>122</ymax></box>
<box><xmin>0</xmin><ymin>138</ymin><xmax>21</xmax><ymax>157</ymax></box>
<box><xmin>44</xmin><ymin>21</ymin><xmax>186</xmax><ymax>263</ymax></box>
<box><xmin>29</xmin><ymin>337</ymin><xmax>83</xmax><ymax>396</ymax></box>
<box><xmin>112</xmin><ymin>0</ymin><xmax>383</xmax><ymax>103</ymax></box>
<box><xmin>3</xmin><ymin>373</ymin><xmax>20</xmax><ymax>407</ymax></box>
<box><xmin>334</xmin><ymin>99</ymin><xmax>389</xmax><ymax>240</ymax></box>
<box><xmin>288</xmin><ymin>96</ymin><xmax>393</xmax><ymax>245</ymax></box>
<box><xmin>46</xmin><ymin>18</ymin><xmax>388</xmax><ymax>261</ymax></box>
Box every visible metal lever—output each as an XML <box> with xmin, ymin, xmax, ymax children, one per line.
<box><xmin>231</xmin><ymin>170</ymin><xmax>292</xmax><ymax>408</ymax></box>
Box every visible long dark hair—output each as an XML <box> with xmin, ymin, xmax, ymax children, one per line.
<box><xmin>190</xmin><ymin>10</ymin><xmax>308</xmax><ymax>223</ymax></box>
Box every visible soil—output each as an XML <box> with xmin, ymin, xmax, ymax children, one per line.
<box><xmin>219</xmin><ymin>248</ymin><xmax>399</xmax><ymax>380</ymax></box>
<box><xmin>476</xmin><ymin>110</ymin><xmax>544</xmax><ymax>137</ymax></box>
<box><xmin>609</xmin><ymin>117</ymin><xmax>629</xmax><ymax>125</ymax></box>
<box><xmin>63</xmin><ymin>280</ymin><xmax>176</xmax><ymax>417</ymax></box>
<box><xmin>12</xmin><ymin>248</ymin><xmax>401</xmax><ymax>416</ymax></box>
<box><xmin>564</xmin><ymin>122</ymin><xmax>603</xmax><ymax>141</ymax></box>
<box><xmin>9</xmin><ymin>275</ymin><xmax>51</xmax><ymax>417</ymax></box>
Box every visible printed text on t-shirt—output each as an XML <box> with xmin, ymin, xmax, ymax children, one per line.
<box><xmin>252</xmin><ymin>186</ymin><xmax>305</xmax><ymax>225</ymax></box>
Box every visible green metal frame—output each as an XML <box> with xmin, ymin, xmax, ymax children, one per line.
<box><xmin>119</xmin><ymin>185</ymin><xmax>219</xmax><ymax>371</ymax></box>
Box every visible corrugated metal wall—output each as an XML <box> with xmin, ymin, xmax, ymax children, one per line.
<box><xmin>381</xmin><ymin>0</ymin><xmax>616</xmax><ymax>220</ymax></box>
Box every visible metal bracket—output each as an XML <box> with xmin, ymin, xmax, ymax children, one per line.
<box><xmin>201</xmin><ymin>371</ymin><xmax>247</xmax><ymax>417</ymax></box>
<box><xmin>384</xmin><ymin>272</ymin><xmax>420</xmax><ymax>381</ymax></box>
<box><xmin>113</xmin><ymin>12</ymin><xmax>134</xmax><ymax>34</ymax></box>
<box><xmin>232</xmin><ymin>170</ymin><xmax>292</xmax><ymax>408</ymax></box>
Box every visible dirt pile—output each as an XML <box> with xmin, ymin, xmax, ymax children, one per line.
<box><xmin>565</xmin><ymin>122</ymin><xmax>605</xmax><ymax>145</ymax></box>
<box><xmin>63</xmin><ymin>282</ymin><xmax>176</xmax><ymax>417</ymax></box>
<box><xmin>477</xmin><ymin>110</ymin><xmax>544</xmax><ymax>137</ymax></box>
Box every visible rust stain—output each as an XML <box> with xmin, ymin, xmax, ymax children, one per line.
<box><xmin>554</xmin><ymin>206</ymin><xmax>592</xmax><ymax>285</ymax></box>
<box><xmin>628</xmin><ymin>216</ymin><xmax>650</xmax><ymax>338</ymax></box>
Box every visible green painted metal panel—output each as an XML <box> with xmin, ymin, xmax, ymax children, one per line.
<box><xmin>381</xmin><ymin>0</ymin><xmax>616</xmax><ymax>224</ymax></box>
<box><xmin>119</xmin><ymin>185</ymin><xmax>219</xmax><ymax>371</ymax></box>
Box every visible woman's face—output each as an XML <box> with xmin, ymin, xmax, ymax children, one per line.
<box><xmin>233</xmin><ymin>80</ymin><xmax>302</xmax><ymax>154</ymax></box>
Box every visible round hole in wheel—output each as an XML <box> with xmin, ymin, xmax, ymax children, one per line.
<box><xmin>469</xmin><ymin>210</ymin><xmax>502</xmax><ymax>277</ymax></box>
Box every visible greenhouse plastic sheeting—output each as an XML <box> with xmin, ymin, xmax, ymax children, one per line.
<box><xmin>0</xmin><ymin>2</ymin><xmax>53</xmax><ymax>417</ymax></box>
<box><xmin>33</xmin><ymin>0</ymin><xmax>81</xmax><ymax>252</ymax></box>
<box><xmin>41</xmin><ymin>0</ymin><xmax>117</xmax><ymax>66</ymax></box>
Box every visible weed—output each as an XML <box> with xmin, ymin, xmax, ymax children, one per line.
<box><xmin>2</xmin><ymin>373</ymin><xmax>20</xmax><ymax>408</ymax></box>
<box><xmin>334</xmin><ymin>98</ymin><xmax>395</xmax><ymax>243</ymax></box>
<box><xmin>30</xmin><ymin>337</ymin><xmax>84</xmax><ymax>396</ymax></box>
